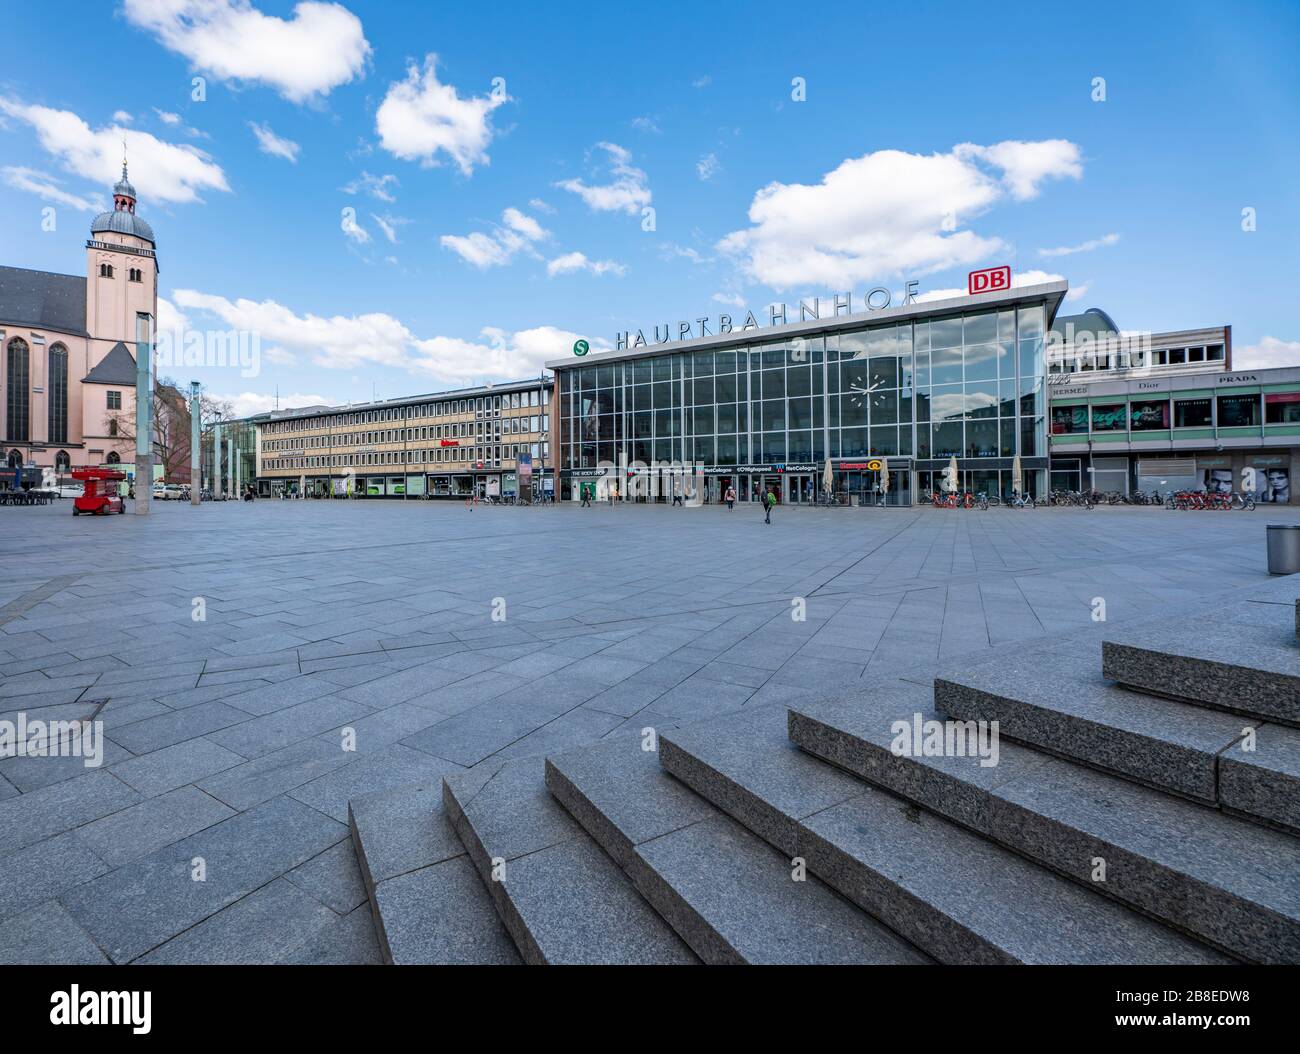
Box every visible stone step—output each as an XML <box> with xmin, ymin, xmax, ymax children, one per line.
<box><xmin>933</xmin><ymin>643</ymin><xmax>1295</xmax><ymax>831</ymax></box>
<box><xmin>348</xmin><ymin>780</ymin><xmax>519</xmax><ymax>964</ymax></box>
<box><xmin>658</xmin><ymin>701</ymin><xmax>1228</xmax><ymax>965</ymax></box>
<box><xmin>784</xmin><ymin>685</ymin><xmax>1300</xmax><ymax>963</ymax></box>
<box><xmin>441</xmin><ymin>755</ymin><xmax>696</xmax><ymax>965</ymax></box>
<box><xmin>1219</xmin><ymin>723</ymin><xmax>1300</xmax><ymax>832</ymax></box>
<box><xmin>1100</xmin><ymin>603</ymin><xmax>1299</xmax><ymax>727</ymax></box>
<box><xmin>544</xmin><ymin>734</ymin><xmax>930</xmax><ymax>965</ymax></box>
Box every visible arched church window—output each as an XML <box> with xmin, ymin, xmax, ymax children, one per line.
<box><xmin>48</xmin><ymin>344</ymin><xmax>68</xmax><ymax>445</ymax></box>
<box><xmin>6</xmin><ymin>338</ymin><xmax>29</xmax><ymax>442</ymax></box>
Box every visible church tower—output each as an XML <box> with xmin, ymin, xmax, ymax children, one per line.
<box><xmin>81</xmin><ymin>158</ymin><xmax>160</xmax><ymax>465</ymax></box>
<box><xmin>86</xmin><ymin>158</ymin><xmax>158</xmax><ymax>368</ymax></box>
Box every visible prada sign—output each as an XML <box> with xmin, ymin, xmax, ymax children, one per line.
<box><xmin>615</xmin><ymin>284</ymin><xmax>920</xmax><ymax>351</ymax></box>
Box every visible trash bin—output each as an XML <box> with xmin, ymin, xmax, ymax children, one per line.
<box><xmin>1266</xmin><ymin>524</ymin><xmax>1300</xmax><ymax>575</ymax></box>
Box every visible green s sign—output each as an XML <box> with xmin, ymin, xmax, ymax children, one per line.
<box><xmin>573</xmin><ymin>339</ymin><xmax>590</xmax><ymax>357</ymax></box>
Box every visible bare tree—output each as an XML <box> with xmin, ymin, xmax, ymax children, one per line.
<box><xmin>103</xmin><ymin>377</ymin><xmax>194</xmax><ymax>483</ymax></box>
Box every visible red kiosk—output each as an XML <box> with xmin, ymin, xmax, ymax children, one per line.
<box><xmin>72</xmin><ymin>467</ymin><xmax>126</xmax><ymax>516</ymax></box>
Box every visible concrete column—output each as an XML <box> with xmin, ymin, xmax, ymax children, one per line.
<box><xmin>213</xmin><ymin>423</ymin><xmax>223</xmax><ymax>500</ymax></box>
<box><xmin>228</xmin><ymin>438</ymin><xmax>235</xmax><ymax>499</ymax></box>
<box><xmin>189</xmin><ymin>382</ymin><xmax>201</xmax><ymax>506</ymax></box>
<box><xmin>134</xmin><ymin>313</ymin><xmax>153</xmax><ymax>515</ymax></box>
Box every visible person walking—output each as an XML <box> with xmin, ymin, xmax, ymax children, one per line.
<box><xmin>763</xmin><ymin>487</ymin><xmax>776</xmax><ymax>524</ymax></box>
<box><xmin>580</xmin><ymin>482</ymin><xmax>591</xmax><ymax>508</ymax></box>
<box><xmin>725</xmin><ymin>484</ymin><xmax>736</xmax><ymax>510</ymax></box>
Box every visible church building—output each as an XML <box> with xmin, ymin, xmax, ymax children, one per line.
<box><xmin>0</xmin><ymin>162</ymin><xmax>157</xmax><ymax>483</ymax></box>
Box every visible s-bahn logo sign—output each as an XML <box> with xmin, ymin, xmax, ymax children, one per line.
<box><xmin>968</xmin><ymin>265</ymin><xmax>1011</xmax><ymax>295</ymax></box>
<box><xmin>572</xmin><ymin>339</ymin><xmax>590</xmax><ymax>357</ymax></box>
<box><xmin>615</xmin><ymin>283</ymin><xmax>921</xmax><ymax>351</ymax></box>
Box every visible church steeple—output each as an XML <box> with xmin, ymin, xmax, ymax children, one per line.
<box><xmin>113</xmin><ymin>147</ymin><xmax>137</xmax><ymax>214</ymax></box>
<box><xmin>91</xmin><ymin>148</ymin><xmax>155</xmax><ymax>246</ymax></box>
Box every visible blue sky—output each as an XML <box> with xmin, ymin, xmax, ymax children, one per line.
<box><xmin>1</xmin><ymin>0</ymin><xmax>1297</xmax><ymax>415</ymax></box>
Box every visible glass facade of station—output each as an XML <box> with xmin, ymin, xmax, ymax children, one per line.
<box><xmin>556</xmin><ymin>299</ymin><xmax>1052</xmax><ymax>503</ymax></box>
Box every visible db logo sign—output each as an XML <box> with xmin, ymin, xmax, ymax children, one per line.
<box><xmin>968</xmin><ymin>266</ymin><xmax>1011</xmax><ymax>295</ymax></box>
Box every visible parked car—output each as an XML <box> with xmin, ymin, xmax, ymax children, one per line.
<box><xmin>151</xmin><ymin>483</ymin><xmax>185</xmax><ymax>501</ymax></box>
<box><xmin>57</xmin><ymin>483</ymin><xmax>84</xmax><ymax>499</ymax></box>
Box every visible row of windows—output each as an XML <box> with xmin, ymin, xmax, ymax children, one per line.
<box><xmin>264</xmin><ymin>442</ymin><xmax>548</xmax><ymax>472</ymax></box>
<box><xmin>1050</xmin><ymin>392</ymin><xmax>1300</xmax><ymax>435</ymax></box>
<box><xmin>261</xmin><ymin>415</ymin><xmax>547</xmax><ymax>453</ymax></box>
<box><xmin>262</xmin><ymin>389</ymin><xmax>547</xmax><ymax>434</ymax></box>
<box><xmin>96</xmin><ymin>264</ymin><xmax>145</xmax><ymax>282</ymax></box>
<box><xmin>566</xmin><ymin>417</ymin><xmax>1041</xmax><ymax>466</ymax></box>
<box><xmin>5</xmin><ymin>449</ymin><xmax>73</xmax><ymax>470</ymax></box>
<box><xmin>1049</xmin><ymin>343</ymin><xmax>1227</xmax><ymax>374</ymax></box>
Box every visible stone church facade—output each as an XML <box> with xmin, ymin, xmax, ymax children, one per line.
<box><xmin>0</xmin><ymin>162</ymin><xmax>157</xmax><ymax>482</ymax></box>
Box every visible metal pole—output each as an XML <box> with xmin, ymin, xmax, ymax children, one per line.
<box><xmin>134</xmin><ymin>312</ymin><xmax>153</xmax><ymax>515</ymax></box>
<box><xmin>213</xmin><ymin>422</ymin><xmax>223</xmax><ymax>500</ymax></box>
<box><xmin>228</xmin><ymin>437</ymin><xmax>235</xmax><ymax>500</ymax></box>
<box><xmin>189</xmin><ymin>381</ymin><xmax>201</xmax><ymax>506</ymax></box>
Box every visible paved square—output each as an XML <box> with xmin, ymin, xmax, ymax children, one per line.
<box><xmin>0</xmin><ymin>498</ymin><xmax>1296</xmax><ymax>963</ymax></box>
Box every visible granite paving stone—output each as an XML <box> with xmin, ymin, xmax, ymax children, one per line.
<box><xmin>0</xmin><ymin>900</ymin><xmax>110</xmax><ymax>964</ymax></box>
<box><xmin>109</xmin><ymin>738</ymin><xmax>246</xmax><ymax>797</ymax></box>
<box><xmin>59</xmin><ymin>796</ymin><xmax>347</xmax><ymax>963</ymax></box>
<box><xmin>136</xmin><ymin>878</ymin><xmax>338</xmax><ymax>964</ymax></box>
<box><xmin>0</xmin><ymin>770</ymin><xmax>141</xmax><ymax>855</ymax></box>
<box><xmin>285</xmin><ymin>839</ymin><xmax>370</xmax><ymax>915</ymax></box>
<box><xmin>73</xmin><ymin>786</ymin><xmax>234</xmax><ymax>868</ymax></box>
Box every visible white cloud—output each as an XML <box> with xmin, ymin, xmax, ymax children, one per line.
<box><xmin>1065</xmin><ymin>281</ymin><xmax>1091</xmax><ymax>302</ymax></box>
<box><xmin>440</xmin><ymin>207</ymin><xmax>546</xmax><ymax>269</ymax></box>
<box><xmin>1233</xmin><ymin>336</ymin><xmax>1300</xmax><ymax>370</ymax></box>
<box><xmin>1039</xmin><ymin>233</ymin><xmax>1120</xmax><ymax>258</ymax></box>
<box><xmin>157</xmin><ymin>296</ymin><xmax>189</xmax><ymax>335</ymax></box>
<box><xmin>631</xmin><ymin>115</ymin><xmax>660</xmax><ymax>134</ymax></box>
<box><xmin>954</xmin><ymin>140</ymin><xmax>1083</xmax><ymax>201</ymax></box>
<box><xmin>502</xmin><ymin>206</ymin><xmax>545</xmax><ymax>241</ymax></box>
<box><xmin>555</xmin><ymin>142</ymin><xmax>650</xmax><ymax>215</ymax></box>
<box><xmin>113</xmin><ymin>110</ymin><xmax>134</xmax><ymax>124</ymax></box>
<box><xmin>123</xmin><ymin>0</ymin><xmax>371</xmax><ymax>103</ymax></box>
<box><xmin>528</xmin><ymin>197</ymin><xmax>554</xmax><ymax>214</ymax></box>
<box><xmin>248</xmin><ymin>121</ymin><xmax>300</xmax><ymax>163</ymax></box>
<box><xmin>546</xmin><ymin>251</ymin><xmax>625</xmax><ymax>277</ymax></box>
<box><xmin>375</xmin><ymin>55</ymin><xmax>508</xmax><ymax>174</ymax></box>
<box><xmin>342</xmin><ymin>171</ymin><xmax>398</xmax><ymax>201</ymax></box>
<box><xmin>370</xmin><ymin>212</ymin><xmax>408</xmax><ymax>243</ymax></box>
<box><xmin>691</xmin><ymin>75</ymin><xmax>712</xmax><ymax>88</ymax></box>
<box><xmin>697</xmin><ymin>152</ymin><xmax>721</xmax><ymax>181</ymax></box>
<box><xmin>222</xmin><ymin>391</ymin><xmax>332</xmax><ymax>418</ymax></box>
<box><xmin>661</xmin><ymin>242</ymin><xmax>709</xmax><ymax>264</ymax></box>
<box><xmin>712</xmin><ymin>292</ymin><xmax>746</xmax><ymax>308</ymax></box>
<box><xmin>1</xmin><ymin>166</ymin><xmax>105</xmax><ymax>212</ymax></box>
<box><xmin>717</xmin><ymin>139</ymin><xmax>1082</xmax><ymax>290</ymax></box>
<box><xmin>0</xmin><ymin>98</ymin><xmax>229</xmax><ymax>205</ymax></box>
<box><xmin>173</xmin><ymin>288</ymin><xmax>606</xmax><ymax>384</ymax></box>
<box><xmin>153</xmin><ymin>108</ymin><xmax>182</xmax><ymax>125</ymax></box>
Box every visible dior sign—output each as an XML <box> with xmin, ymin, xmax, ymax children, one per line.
<box><xmin>615</xmin><ymin>283</ymin><xmax>920</xmax><ymax>351</ymax></box>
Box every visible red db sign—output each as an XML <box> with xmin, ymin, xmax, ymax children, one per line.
<box><xmin>968</xmin><ymin>266</ymin><xmax>1011</xmax><ymax>295</ymax></box>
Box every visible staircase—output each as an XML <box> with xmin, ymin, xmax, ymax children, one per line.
<box><xmin>349</xmin><ymin>576</ymin><xmax>1300</xmax><ymax>964</ymax></box>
